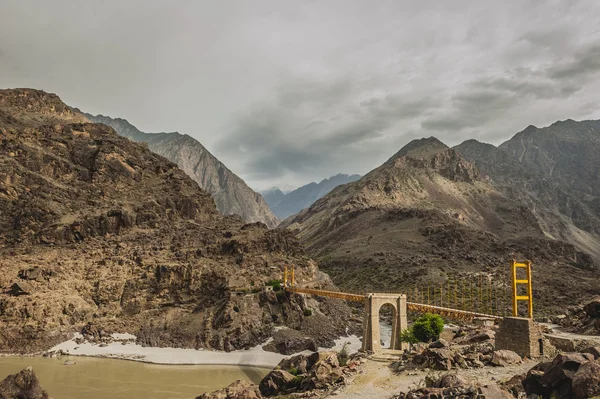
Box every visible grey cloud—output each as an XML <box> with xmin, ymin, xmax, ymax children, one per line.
<box><xmin>2</xmin><ymin>0</ymin><xmax>600</xmax><ymax>189</ymax></box>
<box><xmin>547</xmin><ymin>44</ymin><xmax>600</xmax><ymax>80</ymax></box>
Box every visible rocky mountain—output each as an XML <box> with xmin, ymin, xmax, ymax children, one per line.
<box><xmin>455</xmin><ymin>120</ymin><xmax>600</xmax><ymax>259</ymax></box>
<box><xmin>0</xmin><ymin>88</ymin><xmax>353</xmax><ymax>353</ymax></box>
<box><xmin>83</xmin><ymin>113</ymin><xmax>279</xmax><ymax>228</ymax></box>
<box><xmin>263</xmin><ymin>174</ymin><xmax>361</xmax><ymax>220</ymax></box>
<box><xmin>281</xmin><ymin>137</ymin><xmax>599</xmax><ymax>314</ymax></box>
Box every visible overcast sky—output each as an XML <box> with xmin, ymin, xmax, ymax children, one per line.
<box><xmin>2</xmin><ymin>1</ymin><xmax>600</xmax><ymax>191</ymax></box>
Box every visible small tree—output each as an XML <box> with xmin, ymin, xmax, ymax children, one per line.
<box><xmin>412</xmin><ymin>313</ymin><xmax>444</xmax><ymax>342</ymax></box>
<box><xmin>399</xmin><ymin>328</ymin><xmax>419</xmax><ymax>345</ymax></box>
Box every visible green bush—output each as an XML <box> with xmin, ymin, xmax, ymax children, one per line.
<box><xmin>399</xmin><ymin>328</ymin><xmax>418</xmax><ymax>345</ymax></box>
<box><xmin>338</xmin><ymin>342</ymin><xmax>349</xmax><ymax>366</ymax></box>
<box><xmin>266</xmin><ymin>279</ymin><xmax>282</xmax><ymax>291</ymax></box>
<box><xmin>303</xmin><ymin>308</ymin><xmax>312</xmax><ymax>317</ymax></box>
<box><xmin>412</xmin><ymin>313</ymin><xmax>444</xmax><ymax>342</ymax></box>
<box><xmin>289</xmin><ymin>366</ymin><xmax>300</xmax><ymax>376</ymax></box>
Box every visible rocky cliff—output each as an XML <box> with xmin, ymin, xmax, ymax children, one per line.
<box><xmin>281</xmin><ymin>137</ymin><xmax>599</xmax><ymax>314</ymax></box>
<box><xmin>455</xmin><ymin>120</ymin><xmax>600</xmax><ymax>259</ymax></box>
<box><xmin>83</xmin><ymin>113</ymin><xmax>279</xmax><ymax>228</ymax></box>
<box><xmin>0</xmin><ymin>88</ymin><xmax>351</xmax><ymax>353</ymax></box>
<box><xmin>262</xmin><ymin>174</ymin><xmax>361</xmax><ymax>220</ymax></box>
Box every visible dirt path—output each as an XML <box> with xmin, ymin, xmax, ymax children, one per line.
<box><xmin>331</xmin><ymin>359</ymin><xmax>537</xmax><ymax>399</ymax></box>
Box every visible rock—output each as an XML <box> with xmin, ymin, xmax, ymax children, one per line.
<box><xmin>490</xmin><ymin>350</ymin><xmax>522</xmax><ymax>367</ymax></box>
<box><xmin>582</xmin><ymin>346</ymin><xmax>600</xmax><ymax>360</ymax></box>
<box><xmin>262</xmin><ymin>329</ymin><xmax>318</xmax><ymax>355</ymax></box>
<box><xmin>453</xmin><ymin>353</ymin><xmax>468</xmax><ymax>369</ymax></box>
<box><xmin>572</xmin><ymin>360</ymin><xmax>600</xmax><ymax>399</ymax></box>
<box><xmin>305</xmin><ymin>351</ymin><xmax>343</xmax><ymax>390</ymax></box>
<box><xmin>428</xmin><ymin>339</ymin><xmax>449</xmax><ymax>349</ymax></box>
<box><xmin>472</xmin><ymin>359</ymin><xmax>484</xmax><ymax>368</ymax></box>
<box><xmin>459</xmin><ymin>330</ymin><xmax>495</xmax><ymax>344</ymax></box>
<box><xmin>196</xmin><ymin>380</ymin><xmax>262</xmax><ymax>399</ymax></box>
<box><xmin>0</xmin><ymin>367</ymin><xmax>49</xmax><ymax>399</ymax></box>
<box><xmin>18</xmin><ymin>267</ymin><xmax>45</xmax><ymax>282</ymax></box>
<box><xmin>500</xmin><ymin>373</ymin><xmax>526</xmax><ymax>397</ymax></box>
<box><xmin>276</xmin><ymin>352</ymin><xmax>320</xmax><ymax>375</ymax></box>
<box><xmin>438</xmin><ymin>374</ymin><xmax>469</xmax><ymax>388</ymax></box>
<box><xmin>10</xmin><ymin>281</ymin><xmax>32</xmax><ymax>296</ymax></box>
<box><xmin>62</xmin><ymin>360</ymin><xmax>76</xmax><ymax>366</ymax></box>
<box><xmin>259</xmin><ymin>370</ymin><xmax>298</xmax><ymax>396</ymax></box>
<box><xmin>583</xmin><ymin>297</ymin><xmax>600</xmax><ymax>318</ymax></box>
<box><xmin>541</xmin><ymin>352</ymin><xmax>589</xmax><ymax>388</ymax></box>
<box><xmin>523</xmin><ymin>353</ymin><xmax>591</xmax><ymax>398</ymax></box>
<box><xmin>420</xmin><ymin>348</ymin><xmax>454</xmax><ymax>371</ymax></box>
<box><xmin>478</xmin><ymin>384</ymin><xmax>514</xmax><ymax>399</ymax></box>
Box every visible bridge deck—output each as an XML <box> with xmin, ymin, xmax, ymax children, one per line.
<box><xmin>286</xmin><ymin>286</ymin><xmax>502</xmax><ymax>321</ymax></box>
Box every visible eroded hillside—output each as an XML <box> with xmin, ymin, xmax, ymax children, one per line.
<box><xmin>282</xmin><ymin>138</ymin><xmax>599</xmax><ymax>314</ymax></box>
<box><xmin>0</xmin><ymin>89</ymin><xmax>352</xmax><ymax>353</ymax></box>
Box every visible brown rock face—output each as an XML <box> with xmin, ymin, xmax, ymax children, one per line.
<box><xmin>0</xmin><ymin>88</ymin><xmax>352</xmax><ymax>353</ymax></box>
<box><xmin>0</xmin><ymin>367</ymin><xmax>49</xmax><ymax>399</ymax></box>
<box><xmin>84</xmin><ymin>113</ymin><xmax>279</xmax><ymax>228</ymax></box>
<box><xmin>282</xmin><ymin>137</ymin><xmax>598</xmax><ymax>314</ymax></box>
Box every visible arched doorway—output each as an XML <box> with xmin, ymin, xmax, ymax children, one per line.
<box><xmin>362</xmin><ymin>293</ymin><xmax>408</xmax><ymax>353</ymax></box>
<box><xmin>378</xmin><ymin>303</ymin><xmax>396</xmax><ymax>349</ymax></box>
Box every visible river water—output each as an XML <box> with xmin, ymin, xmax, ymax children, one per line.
<box><xmin>0</xmin><ymin>356</ymin><xmax>270</xmax><ymax>399</ymax></box>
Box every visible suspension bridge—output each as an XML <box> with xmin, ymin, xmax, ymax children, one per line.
<box><xmin>281</xmin><ymin>261</ymin><xmax>533</xmax><ymax>352</ymax></box>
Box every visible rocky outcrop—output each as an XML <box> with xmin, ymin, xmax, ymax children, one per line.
<box><xmin>0</xmin><ymin>88</ymin><xmax>353</xmax><ymax>353</ymax></box>
<box><xmin>556</xmin><ymin>297</ymin><xmax>600</xmax><ymax>336</ymax></box>
<box><xmin>390</xmin><ymin>371</ymin><xmax>512</xmax><ymax>399</ymax></box>
<box><xmin>281</xmin><ymin>137</ymin><xmax>598</xmax><ymax>313</ymax></box>
<box><xmin>195</xmin><ymin>380</ymin><xmax>262</xmax><ymax>399</ymax></box>
<box><xmin>258</xmin><ymin>351</ymin><xmax>359</xmax><ymax>397</ymax></box>
<box><xmin>521</xmin><ymin>350</ymin><xmax>600</xmax><ymax>399</ymax></box>
<box><xmin>84</xmin><ymin>113</ymin><xmax>279</xmax><ymax>228</ymax></box>
<box><xmin>0</xmin><ymin>367</ymin><xmax>49</xmax><ymax>399</ymax></box>
<box><xmin>262</xmin><ymin>174</ymin><xmax>361</xmax><ymax>219</ymax></box>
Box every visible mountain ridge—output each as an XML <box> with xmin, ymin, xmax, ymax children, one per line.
<box><xmin>262</xmin><ymin>173</ymin><xmax>361</xmax><ymax>220</ymax></box>
<box><xmin>82</xmin><ymin>112</ymin><xmax>279</xmax><ymax>228</ymax></box>
<box><xmin>282</xmin><ymin>136</ymin><xmax>598</xmax><ymax>313</ymax></box>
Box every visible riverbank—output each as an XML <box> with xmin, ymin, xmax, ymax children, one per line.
<box><xmin>48</xmin><ymin>331</ymin><xmax>363</xmax><ymax>369</ymax></box>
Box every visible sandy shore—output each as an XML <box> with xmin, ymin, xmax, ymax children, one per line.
<box><xmin>49</xmin><ymin>331</ymin><xmax>363</xmax><ymax>369</ymax></box>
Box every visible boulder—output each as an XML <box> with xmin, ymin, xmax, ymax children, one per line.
<box><xmin>262</xmin><ymin>329</ymin><xmax>318</xmax><ymax>355</ymax></box>
<box><xmin>541</xmin><ymin>352</ymin><xmax>589</xmax><ymax>387</ymax></box>
<box><xmin>572</xmin><ymin>360</ymin><xmax>600</xmax><ymax>399</ymax></box>
<box><xmin>18</xmin><ymin>267</ymin><xmax>44</xmax><ymax>282</ymax></box>
<box><xmin>490</xmin><ymin>350</ymin><xmax>522</xmax><ymax>367</ymax></box>
<box><xmin>478</xmin><ymin>384</ymin><xmax>514</xmax><ymax>399</ymax></box>
<box><xmin>459</xmin><ymin>330</ymin><xmax>495</xmax><ymax>344</ymax></box>
<box><xmin>583</xmin><ymin>297</ymin><xmax>600</xmax><ymax>318</ymax></box>
<box><xmin>10</xmin><ymin>281</ymin><xmax>32</xmax><ymax>296</ymax></box>
<box><xmin>195</xmin><ymin>380</ymin><xmax>262</xmax><ymax>399</ymax></box>
<box><xmin>420</xmin><ymin>348</ymin><xmax>454</xmax><ymax>371</ymax></box>
<box><xmin>523</xmin><ymin>354</ymin><xmax>591</xmax><ymax>399</ymax></box>
<box><xmin>0</xmin><ymin>367</ymin><xmax>49</xmax><ymax>399</ymax></box>
<box><xmin>582</xmin><ymin>346</ymin><xmax>600</xmax><ymax>360</ymax></box>
<box><xmin>259</xmin><ymin>370</ymin><xmax>298</xmax><ymax>396</ymax></box>
<box><xmin>303</xmin><ymin>351</ymin><xmax>343</xmax><ymax>390</ymax></box>
<box><xmin>428</xmin><ymin>339</ymin><xmax>449</xmax><ymax>349</ymax></box>
<box><xmin>437</xmin><ymin>374</ymin><xmax>469</xmax><ymax>388</ymax></box>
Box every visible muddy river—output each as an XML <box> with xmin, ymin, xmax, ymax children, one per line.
<box><xmin>0</xmin><ymin>356</ymin><xmax>270</xmax><ymax>399</ymax></box>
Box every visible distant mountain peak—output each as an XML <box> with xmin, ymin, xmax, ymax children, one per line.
<box><xmin>387</xmin><ymin>137</ymin><xmax>449</xmax><ymax>162</ymax></box>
